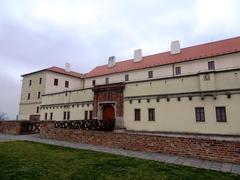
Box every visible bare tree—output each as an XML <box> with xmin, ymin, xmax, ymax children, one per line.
<box><xmin>0</xmin><ymin>112</ymin><xmax>7</xmax><ymax>120</ymax></box>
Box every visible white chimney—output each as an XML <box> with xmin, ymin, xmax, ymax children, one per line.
<box><xmin>108</xmin><ymin>56</ymin><xmax>116</xmax><ymax>67</ymax></box>
<box><xmin>65</xmin><ymin>63</ymin><xmax>71</xmax><ymax>72</ymax></box>
<box><xmin>133</xmin><ymin>49</ymin><xmax>142</xmax><ymax>62</ymax></box>
<box><xmin>170</xmin><ymin>40</ymin><xmax>181</xmax><ymax>55</ymax></box>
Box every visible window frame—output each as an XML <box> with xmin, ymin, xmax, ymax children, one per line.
<box><xmin>54</xmin><ymin>78</ymin><xmax>59</xmax><ymax>86</ymax></box>
<box><xmin>67</xmin><ymin>111</ymin><xmax>70</xmax><ymax>120</ymax></box>
<box><xmin>216</xmin><ymin>107</ymin><xmax>227</xmax><ymax>122</ymax></box>
<box><xmin>44</xmin><ymin>113</ymin><xmax>47</xmax><ymax>120</ymax></box>
<box><xmin>195</xmin><ymin>107</ymin><xmax>205</xmax><ymax>122</ymax></box>
<box><xmin>63</xmin><ymin>111</ymin><xmax>66</xmax><ymax>120</ymax></box>
<box><xmin>50</xmin><ymin>112</ymin><xmax>53</xmax><ymax>120</ymax></box>
<box><xmin>85</xmin><ymin>111</ymin><xmax>88</xmax><ymax>120</ymax></box>
<box><xmin>148</xmin><ymin>71</ymin><xmax>153</xmax><ymax>78</ymax></box>
<box><xmin>105</xmin><ymin>77</ymin><xmax>109</xmax><ymax>84</ymax></box>
<box><xmin>89</xmin><ymin>111</ymin><xmax>93</xmax><ymax>119</ymax></box>
<box><xmin>175</xmin><ymin>66</ymin><xmax>181</xmax><ymax>75</ymax></box>
<box><xmin>65</xmin><ymin>80</ymin><xmax>69</xmax><ymax>88</ymax></box>
<box><xmin>36</xmin><ymin>106</ymin><xmax>39</xmax><ymax>113</ymax></box>
<box><xmin>208</xmin><ymin>61</ymin><xmax>215</xmax><ymax>70</ymax></box>
<box><xmin>125</xmin><ymin>74</ymin><xmax>129</xmax><ymax>81</ymax></box>
<box><xmin>134</xmin><ymin>109</ymin><xmax>141</xmax><ymax>121</ymax></box>
<box><xmin>38</xmin><ymin>92</ymin><xmax>41</xmax><ymax>99</ymax></box>
<box><xmin>27</xmin><ymin>93</ymin><xmax>31</xmax><ymax>100</ymax></box>
<box><xmin>148</xmin><ymin>108</ymin><xmax>155</xmax><ymax>121</ymax></box>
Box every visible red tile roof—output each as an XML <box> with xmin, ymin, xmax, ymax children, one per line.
<box><xmin>84</xmin><ymin>36</ymin><xmax>240</xmax><ymax>78</ymax></box>
<box><xmin>22</xmin><ymin>66</ymin><xmax>82</xmax><ymax>78</ymax></box>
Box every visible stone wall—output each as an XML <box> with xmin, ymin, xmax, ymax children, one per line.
<box><xmin>0</xmin><ymin>121</ymin><xmax>21</xmax><ymax>135</ymax></box>
<box><xmin>39</xmin><ymin>121</ymin><xmax>240</xmax><ymax>164</ymax></box>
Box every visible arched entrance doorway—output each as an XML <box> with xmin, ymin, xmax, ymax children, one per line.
<box><xmin>102</xmin><ymin>104</ymin><xmax>115</xmax><ymax>121</ymax></box>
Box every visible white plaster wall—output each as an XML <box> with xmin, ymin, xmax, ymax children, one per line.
<box><xmin>124</xmin><ymin>94</ymin><xmax>240</xmax><ymax>135</ymax></box>
<box><xmin>45</xmin><ymin>71</ymin><xmax>83</xmax><ymax>94</ymax></box>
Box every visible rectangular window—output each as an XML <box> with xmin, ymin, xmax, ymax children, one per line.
<box><xmin>216</xmin><ymin>107</ymin><xmax>227</xmax><ymax>122</ymax></box>
<box><xmin>65</xmin><ymin>81</ymin><xmax>69</xmax><ymax>88</ymax></box>
<box><xmin>208</xmin><ymin>61</ymin><xmax>215</xmax><ymax>70</ymax></box>
<box><xmin>92</xmin><ymin>80</ymin><xmax>96</xmax><ymax>86</ymax></box>
<box><xmin>44</xmin><ymin>113</ymin><xmax>47</xmax><ymax>120</ymax></box>
<box><xmin>89</xmin><ymin>111</ymin><xmax>93</xmax><ymax>119</ymax></box>
<box><xmin>195</xmin><ymin>107</ymin><xmax>205</xmax><ymax>122</ymax></box>
<box><xmin>67</xmin><ymin>111</ymin><xmax>70</xmax><ymax>120</ymax></box>
<box><xmin>39</xmin><ymin>78</ymin><xmax>42</xmax><ymax>84</ymax></box>
<box><xmin>27</xmin><ymin>93</ymin><xmax>31</xmax><ymax>100</ymax></box>
<box><xmin>105</xmin><ymin>77</ymin><xmax>109</xmax><ymax>84</ymax></box>
<box><xmin>175</xmin><ymin>66</ymin><xmax>181</xmax><ymax>75</ymax></box>
<box><xmin>85</xmin><ymin>111</ymin><xmax>88</xmax><ymax>120</ymax></box>
<box><xmin>148</xmin><ymin>71</ymin><xmax>153</xmax><ymax>78</ymax></box>
<box><xmin>63</xmin><ymin>111</ymin><xmax>66</xmax><ymax>120</ymax></box>
<box><xmin>50</xmin><ymin>112</ymin><xmax>53</xmax><ymax>120</ymax></box>
<box><xmin>148</xmin><ymin>108</ymin><xmax>155</xmax><ymax>121</ymax></box>
<box><xmin>54</xmin><ymin>78</ymin><xmax>58</xmax><ymax>86</ymax></box>
<box><xmin>134</xmin><ymin>109</ymin><xmax>141</xmax><ymax>121</ymax></box>
<box><xmin>38</xmin><ymin>92</ymin><xmax>41</xmax><ymax>99</ymax></box>
<box><xmin>125</xmin><ymin>74</ymin><xmax>129</xmax><ymax>81</ymax></box>
<box><xmin>29</xmin><ymin>80</ymin><xmax>32</xmax><ymax>86</ymax></box>
<box><xmin>36</xmin><ymin>106</ymin><xmax>39</xmax><ymax>113</ymax></box>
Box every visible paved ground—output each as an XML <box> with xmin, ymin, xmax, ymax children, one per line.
<box><xmin>0</xmin><ymin>133</ymin><xmax>240</xmax><ymax>175</ymax></box>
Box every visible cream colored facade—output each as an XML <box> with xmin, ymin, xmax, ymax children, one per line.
<box><xmin>18</xmin><ymin>38</ymin><xmax>240</xmax><ymax>135</ymax></box>
<box><xmin>18</xmin><ymin>70</ymin><xmax>83</xmax><ymax>120</ymax></box>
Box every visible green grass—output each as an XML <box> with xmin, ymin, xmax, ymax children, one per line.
<box><xmin>0</xmin><ymin>141</ymin><xmax>239</xmax><ymax>180</ymax></box>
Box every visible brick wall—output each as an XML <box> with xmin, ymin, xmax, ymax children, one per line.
<box><xmin>40</xmin><ymin>121</ymin><xmax>240</xmax><ymax>164</ymax></box>
<box><xmin>0</xmin><ymin>121</ymin><xmax>21</xmax><ymax>135</ymax></box>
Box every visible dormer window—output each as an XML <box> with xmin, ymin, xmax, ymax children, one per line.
<box><xmin>208</xmin><ymin>61</ymin><xmax>215</xmax><ymax>70</ymax></box>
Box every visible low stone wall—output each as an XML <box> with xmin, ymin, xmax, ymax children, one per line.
<box><xmin>40</xmin><ymin>121</ymin><xmax>240</xmax><ymax>164</ymax></box>
<box><xmin>0</xmin><ymin>121</ymin><xmax>21</xmax><ymax>135</ymax></box>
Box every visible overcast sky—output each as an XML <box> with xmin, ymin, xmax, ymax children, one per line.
<box><xmin>0</xmin><ymin>0</ymin><xmax>239</xmax><ymax>119</ymax></box>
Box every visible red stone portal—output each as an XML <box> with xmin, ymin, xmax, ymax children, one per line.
<box><xmin>102</xmin><ymin>105</ymin><xmax>115</xmax><ymax>121</ymax></box>
<box><xmin>92</xmin><ymin>83</ymin><xmax>125</xmax><ymax>128</ymax></box>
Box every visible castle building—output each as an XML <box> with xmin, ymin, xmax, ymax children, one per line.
<box><xmin>18</xmin><ymin>36</ymin><xmax>240</xmax><ymax>135</ymax></box>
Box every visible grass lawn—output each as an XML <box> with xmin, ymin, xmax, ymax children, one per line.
<box><xmin>0</xmin><ymin>141</ymin><xmax>239</xmax><ymax>180</ymax></box>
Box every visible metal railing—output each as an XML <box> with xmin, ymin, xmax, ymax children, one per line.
<box><xmin>54</xmin><ymin>119</ymin><xmax>115</xmax><ymax>131</ymax></box>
